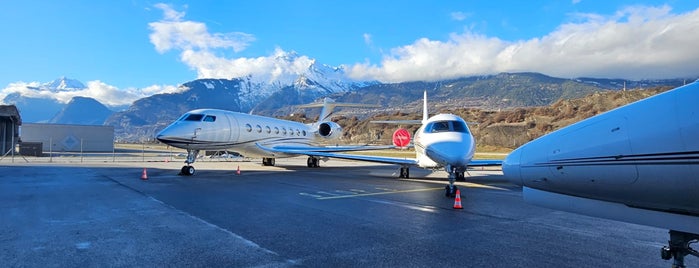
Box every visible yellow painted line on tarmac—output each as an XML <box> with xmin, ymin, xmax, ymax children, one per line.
<box><xmin>316</xmin><ymin>187</ymin><xmax>444</xmax><ymax>200</ymax></box>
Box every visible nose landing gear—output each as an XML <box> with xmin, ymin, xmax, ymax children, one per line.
<box><xmin>178</xmin><ymin>149</ymin><xmax>199</xmax><ymax>176</ymax></box>
<box><xmin>661</xmin><ymin>230</ymin><xmax>699</xmax><ymax>268</ymax></box>
<box><xmin>444</xmin><ymin>165</ymin><xmax>464</xmax><ymax>197</ymax></box>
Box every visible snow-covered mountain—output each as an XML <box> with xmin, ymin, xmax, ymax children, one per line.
<box><xmin>27</xmin><ymin>77</ymin><xmax>87</xmax><ymax>92</ymax></box>
<box><xmin>106</xmin><ymin>53</ymin><xmax>376</xmax><ymax>141</ymax></box>
<box><xmin>3</xmin><ymin>77</ymin><xmax>91</xmax><ymax>123</ymax></box>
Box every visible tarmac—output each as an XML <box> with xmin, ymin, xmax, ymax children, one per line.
<box><xmin>0</xmin><ymin>156</ymin><xmax>692</xmax><ymax>267</ymax></box>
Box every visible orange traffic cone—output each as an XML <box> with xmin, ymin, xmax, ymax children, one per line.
<box><xmin>453</xmin><ymin>189</ymin><xmax>463</xmax><ymax>209</ymax></box>
<box><xmin>236</xmin><ymin>165</ymin><xmax>241</xmax><ymax>175</ymax></box>
<box><xmin>141</xmin><ymin>168</ymin><xmax>148</xmax><ymax>180</ymax></box>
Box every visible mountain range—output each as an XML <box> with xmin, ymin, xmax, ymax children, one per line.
<box><xmin>1</xmin><ymin>65</ymin><xmax>692</xmax><ymax>142</ymax></box>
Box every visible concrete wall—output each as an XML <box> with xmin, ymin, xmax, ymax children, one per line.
<box><xmin>21</xmin><ymin>123</ymin><xmax>114</xmax><ymax>152</ymax></box>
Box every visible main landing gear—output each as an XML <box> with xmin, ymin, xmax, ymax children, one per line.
<box><xmin>444</xmin><ymin>165</ymin><xmax>465</xmax><ymax>197</ymax></box>
<box><xmin>179</xmin><ymin>149</ymin><xmax>199</xmax><ymax>176</ymax></box>
<box><xmin>398</xmin><ymin>166</ymin><xmax>410</xmax><ymax>178</ymax></box>
<box><xmin>661</xmin><ymin>230</ymin><xmax>699</xmax><ymax>268</ymax></box>
<box><xmin>262</xmin><ymin>157</ymin><xmax>276</xmax><ymax>166</ymax></box>
<box><xmin>307</xmin><ymin>157</ymin><xmax>320</xmax><ymax>168</ymax></box>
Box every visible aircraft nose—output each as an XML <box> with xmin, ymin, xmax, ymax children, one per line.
<box><xmin>155</xmin><ymin>127</ymin><xmax>178</xmax><ymax>144</ymax></box>
<box><xmin>502</xmin><ymin>147</ymin><xmax>523</xmax><ymax>186</ymax></box>
<box><xmin>424</xmin><ymin>141</ymin><xmax>472</xmax><ymax>166</ymax></box>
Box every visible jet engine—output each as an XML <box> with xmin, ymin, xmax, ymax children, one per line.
<box><xmin>316</xmin><ymin>121</ymin><xmax>342</xmax><ymax>139</ymax></box>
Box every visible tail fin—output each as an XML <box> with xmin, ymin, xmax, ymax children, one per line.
<box><xmin>422</xmin><ymin>90</ymin><xmax>428</xmax><ymax>123</ymax></box>
<box><xmin>298</xmin><ymin>98</ymin><xmax>380</xmax><ymax>122</ymax></box>
<box><xmin>370</xmin><ymin>90</ymin><xmax>430</xmax><ymax>125</ymax></box>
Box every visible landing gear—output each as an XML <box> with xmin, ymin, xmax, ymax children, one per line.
<box><xmin>399</xmin><ymin>166</ymin><xmax>410</xmax><ymax>178</ymax></box>
<box><xmin>455</xmin><ymin>171</ymin><xmax>466</xmax><ymax>182</ymax></box>
<box><xmin>661</xmin><ymin>230</ymin><xmax>699</xmax><ymax>268</ymax></box>
<box><xmin>262</xmin><ymin>157</ymin><xmax>276</xmax><ymax>166</ymax></box>
<box><xmin>307</xmin><ymin>157</ymin><xmax>320</xmax><ymax>168</ymax></box>
<box><xmin>179</xmin><ymin>149</ymin><xmax>199</xmax><ymax>176</ymax></box>
<box><xmin>444</xmin><ymin>165</ymin><xmax>460</xmax><ymax>197</ymax></box>
<box><xmin>180</xmin><ymin>165</ymin><xmax>195</xmax><ymax>176</ymax></box>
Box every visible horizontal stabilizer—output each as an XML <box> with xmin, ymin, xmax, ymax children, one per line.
<box><xmin>371</xmin><ymin>120</ymin><xmax>423</xmax><ymax>125</ymax></box>
<box><xmin>297</xmin><ymin>98</ymin><xmax>381</xmax><ymax>122</ymax></box>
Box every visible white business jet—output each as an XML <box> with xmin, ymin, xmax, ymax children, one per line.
<box><xmin>156</xmin><ymin>91</ymin><xmax>501</xmax><ymax>197</ymax></box>
<box><xmin>502</xmin><ymin>81</ymin><xmax>699</xmax><ymax>267</ymax></box>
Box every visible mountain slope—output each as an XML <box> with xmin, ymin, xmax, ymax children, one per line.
<box><xmin>50</xmin><ymin>97</ymin><xmax>114</xmax><ymax>125</ymax></box>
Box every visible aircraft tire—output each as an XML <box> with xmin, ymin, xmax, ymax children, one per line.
<box><xmin>180</xmin><ymin>165</ymin><xmax>195</xmax><ymax>176</ymax></box>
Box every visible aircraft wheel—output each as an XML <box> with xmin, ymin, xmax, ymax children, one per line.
<box><xmin>456</xmin><ymin>172</ymin><xmax>465</xmax><ymax>182</ymax></box>
<box><xmin>181</xmin><ymin>166</ymin><xmax>194</xmax><ymax>176</ymax></box>
<box><xmin>399</xmin><ymin>167</ymin><xmax>409</xmax><ymax>178</ymax></box>
<box><xmin>188</xmin><ymin>166</ymin><xmax>195</xmax><ymax>175</ymax></box>
<box><xmin>445</xmin><ymin>185</ymin><xmax>457</xmax><ymax>197</ymax></box>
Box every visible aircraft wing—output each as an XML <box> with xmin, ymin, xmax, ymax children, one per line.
<box><xmin>267</xmin><ymin>144</ymin><xmax>395</xmax><ymax>152</ymax></box>
<box><xmin>256</xmin><ymin>143</ymin><xmax>418</xmax><ymax>165</ymax></box>
<box><xmin>256</xmin><ymin>144</ymin><xmax>501</xmax><ymax>167</ymax></box>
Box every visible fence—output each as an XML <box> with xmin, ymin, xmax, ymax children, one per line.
<box><xmin>0</xmin><ymin>142</ymin><xmax>250</xmax><ymax>164</ymax></box>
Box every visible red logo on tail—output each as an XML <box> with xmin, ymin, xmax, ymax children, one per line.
<box><xmin>392</xmin><ymin>128</ymin><xmax>411</xmax><ymax>148</ymax></box>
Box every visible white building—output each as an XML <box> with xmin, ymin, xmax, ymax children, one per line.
<box><xmin>21</xmin><ymin>123</ymin><xmax>114</xmax><ymax>152</ymax></box>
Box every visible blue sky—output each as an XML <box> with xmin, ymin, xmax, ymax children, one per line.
<box><xmin>1</xmin><ymin>1</ymin><xmax>698</xmax><ymax>105</ymax></box>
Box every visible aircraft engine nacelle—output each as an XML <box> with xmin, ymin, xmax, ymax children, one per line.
<box><xmin>316</xmin><ymin>121</ymin><xmax>342</xmax><ymax>139</ymax></box>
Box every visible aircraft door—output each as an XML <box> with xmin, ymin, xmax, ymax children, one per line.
<box><xmin>226</xmin><ymin>113</ymin><xmax>239</xmax><ymax>143</ymax></box>
<box><xmin>547</xmin><ymin>116</ymin><xmax>638</xmax><ymax>185</ymax></box>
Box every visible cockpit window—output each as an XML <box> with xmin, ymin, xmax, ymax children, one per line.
<box><xmin>452</xmin><ymin>121</ymin><xmax>469</xmax><ymax>133</ymax></box>
<box><xmin>425</xmin><ymin>120</ymin><xmax>470</xmax><ymax>133</ymax></box>
<box><xmin>429</xmin><ymin>121</ymin><xmax>450</xmax><ymax>133</ymax></box>
<box><xmin>184</xmin><ymin>114</ymin><xmax>204</xmax><ymax>121</ymax></box>
<box><xmin>203</xmin><ymin>115</ymin><xmax>216</xmax><ymax>122</ymax></box>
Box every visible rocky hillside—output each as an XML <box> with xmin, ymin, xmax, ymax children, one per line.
<box><xmin>327</xmin><ymin>86</ymin><xmax>675</xmax><ymax>149</ymax></box>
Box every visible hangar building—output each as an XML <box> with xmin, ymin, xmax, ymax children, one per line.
<box><xmin>21</xmin><ymin>123</ymin><xmax>114</xmax><ymax>152</ymax></box>
<box><xmin>0</xmin><ymin>105</ymin><xmax>21</xmax><ymax>156</ymax></box>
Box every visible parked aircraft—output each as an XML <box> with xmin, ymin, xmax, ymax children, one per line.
<box><xmin>156</xmin><ymin>91</ymin><xmax>501</xmax><ymax>197</ymax></box>
<box><xmin>502</xmin><ymin>81</ymin><xmax>699</xmax><ymax>267</ymax></box>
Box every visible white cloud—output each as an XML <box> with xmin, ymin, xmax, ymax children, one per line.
<box><xmin>149</xmin><ymin>3</ymin><xmax>255</xmax><ymax>54</ymax></box>
<box><xmin>363</xmin><ymin>33</ymin><xmax>373</xmax><ymax>46</ymax></box>
<box><xmin>148</xmin><ymin>3</ymin><xmax>318</xmax><ymax>84</ymax></box>
<box><xmin>180</xmin><ymin>48</ymin><xmax>315</xmax><ymax>84</ymax></box>
<box><xmin>349</xmin><ymin>5</ymin><xmax>699</xmax><ymax>82</ymax></box>
<box><xmin>450</xmin><ymin>11</ymin><xmax>470</xmax><ymax>21</ymax></box>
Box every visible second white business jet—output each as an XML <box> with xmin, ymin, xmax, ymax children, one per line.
<box><xmin>156</xmin><ymin>91</ymin><xmax>501</xmax><ymax>197</ymax></box>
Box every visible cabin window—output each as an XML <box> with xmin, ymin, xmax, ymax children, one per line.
<box><xmin>203</xmin><ymin>115</ymin><xmax>216</xmax><ymax>122</ymax></box>
<box><xmin>282</xmin><ymin>127</ymin><xmax>287</xmax><ymax>135</ymax></box>
<box><xmin>256</xmin><ymin>125</ymin><xmax>262</xmax><ymax>133</ymax></box>
<box><xmin>274</xmin><ymin>127</ymin><xmax>280</xmax><ymax>134</ymax></box>
<box><xmin>184</xmin><ymin>114</ymin><xmax>204</xmax><ymax>121</ymax></box>
<box><xmin>265</xmin><ymin>126</ymin><xmax>271</xmax><ymax>134</ymax></box>
<box><xmin>289</xmin><ymin>128</ymin><xmax>294</xmax><ymax>136</ymax></box>
<box><xmin>302</xmin><ymin>130</ymin><xmax>307</xmax><ymax>136</ymax></box>
<box><xmin>245</xmin><ymin>124</ymin><xmax>252</xmax><ymax>132</ymax></box>
<box><xmin>296</xmin><ymin>129</ymin><xmax>300</xmax><ymax>136</ymax></box>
